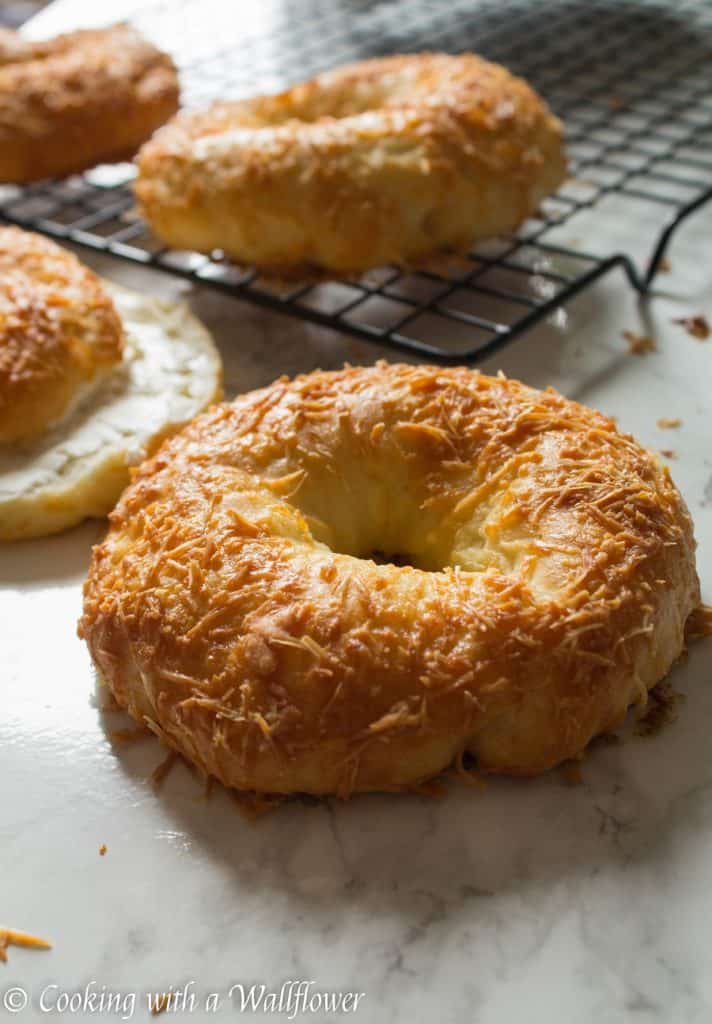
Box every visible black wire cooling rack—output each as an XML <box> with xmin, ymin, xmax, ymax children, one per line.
<box><xmin>1</xmin><ymin>0</ymin><xmax>712</xmax><ymax>362</ymax></box>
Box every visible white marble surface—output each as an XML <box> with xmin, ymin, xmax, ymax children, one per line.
<box><xmin>0</xmin><ymin>222</ymin><xmax>710</xmax><ymax>1023</ymax></box>
<box><xmin>2</xmin><ymin>2</ymin><xmax>712</xmax><ymax>1022</ymax></box>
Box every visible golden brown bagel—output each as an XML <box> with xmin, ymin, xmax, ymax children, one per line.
<box><xmin>0</xmin><ymin>23</ymin><xmax>179</xmax><ymax>183</ymax></box>
<box><xmin>0</xmin><ymin>226</ymin><xmax>123</xmax><ymax>444</ymax></box>
<box><xmin>80</xmin><ymin>364</ymin><xmax>699</xmax><ymax>797</ymax></box>
<box><xmin>135</xmin><ymin>53</ymin><xmax>566</xmax><ymax>273</ymax></box>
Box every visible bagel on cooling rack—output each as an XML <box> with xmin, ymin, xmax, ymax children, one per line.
<box><xmin>80</xmin><ymin>363</ymin><xmax>700</xmax><ymax>796</ymax></box>
<box><xmin>135</xmin><ymin>53</ymin><xmax>566</xmax><ymax>273</ymax></box>
<box><xmin>0</xmin><ymin>227</ymin><xmax>222</xmax><ymax>540</ymax></box>
<box><xmin>0</xmin><ymin>23</ymin><xmax>179</xmax><ymax>182</ymax></box>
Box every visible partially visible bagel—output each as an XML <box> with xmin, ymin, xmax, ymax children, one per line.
<box><xmin>80</xmin><ymin>364</ymin><xmax>699</xmax><ymax>797</ymax></box>
<box><xmin>0</xmin><ymin>23</ymin><xmax>179</xmax><ymax>183</ymax></box>
<box><xmin>0</xmin><ymin>228</ymin><xmax>222</xmax><ymax>541</ymax></box>
<box><xmin>0</xmin><ymin>227</ymin><xmax>123</xmax><ymax>444</ymax></box>
<box><xmin>135</xmin><ymin>53</ymin><xmax>566</xmax><ymax>273</ymax></box>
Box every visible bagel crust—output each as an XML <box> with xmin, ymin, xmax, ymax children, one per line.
<box><xmin>0</xmin><ymin>23</ymin><xmax>179</xmax><ymax>183</ymax></box>
<box><xmin>80</xmin><ymin>364</ymin><xmax>699</xmax><ymax>796</ymax></box>
<box><xmin>135</xmin><ymin>53</ymin><xmax>566</xmax><ymax>272</ymax></box>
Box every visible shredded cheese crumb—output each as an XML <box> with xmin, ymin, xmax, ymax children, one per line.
<box><xmin>0</xmin><ymin>928</ymin><xmax>52</xmax><ymax>963</ymax></box>
<box><xmin>623</xmin><ymin>330</ymin><xmax>656</xmax><ymax>355</ymax></box>
<box><xmin>673</xmin><ymin>315</ymin><xmax>710</xmax><ymax>340</ymax></box>
<box><xmin>151</xmin><ymin>994</ymin><xmax>170</xmax><ymax>1016</ymax></box>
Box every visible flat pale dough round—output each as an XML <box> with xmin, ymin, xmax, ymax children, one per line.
<box><xmin>0</xmin><ymin>284</ymin><xmax>222</xmax><ymax>540</ymax></box>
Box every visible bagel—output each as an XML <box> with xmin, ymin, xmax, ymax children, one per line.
<box><xmin>134</xmin><ymin>53</ymin><xmax>566</xmax><ymax>273</ymax></box>
<box><xmin>79</xmin><ymin>363</ymin><xmax>699</xmax><ymax>797</ymax></box>
<box><xmin>0</xmin><ymin>23</ymin><xmax>179</xmax><ymax>182</ymax></box>
<box><xmin>0</xmin><ymin>227</ymin><xmax>222</xmax><ymax>540</ymax></box>
<box><xmin>0</xmin><ymin>227</ymin><xmax>124</xmax><ymax>445</ymax></box>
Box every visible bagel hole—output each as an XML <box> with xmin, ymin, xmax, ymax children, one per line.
<box><xmin>294</xmin><ymin>486</ymin><xmax>464</xmax><ymax>573</ymax></box>
<box><xmin>369</xmin><ymin>549</ymin><xmax>418</xmax><ymax>569</ymax></box>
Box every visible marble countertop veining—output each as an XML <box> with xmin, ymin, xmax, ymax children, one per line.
<box><xmin>2</xmin><ymin>2</ymin><xmax>712</xmax><ymax>1022</ymax></box>
<box><xmin>0</xmin><ymin>215</ymin><xmax>710</xmax><ymax>1024</ymax></box>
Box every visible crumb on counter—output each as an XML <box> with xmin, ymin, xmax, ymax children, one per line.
<box><xmin>0</xmin><ymin>928</ymin><xmax>52</xmax><ymax>963</ymax></box>
<box><xmin>673</xmin><ymin>314</ymin><xmax>710</xmax><ymax>340</ymax></box>
<box><xmin>623</xmin><ymin>329</ymin><xmax>656</xmax><ymax>355</ymax></box>
<box><xmin>658</xmin><ymin>257</ymin><xmax>671</xmax><ymax>272</ymax></box>
<box><xmin>151</xmin><ymin>994</ymin><xmax>170</xmax><ymax>1016</ymax></box>
<box><xmin>99</xmin><ymin>844</ymin><xmax>107</xmax><ymax>856</ymax></box>
<box><xmin>660</xmin><ymin>449</ymin><xmax>676</xmax><ymax>459</ymax></box>
<box><xmin>657</xmin><ymin>417</ymin><xmax>681</xmax><ymax>429</ymax></box>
